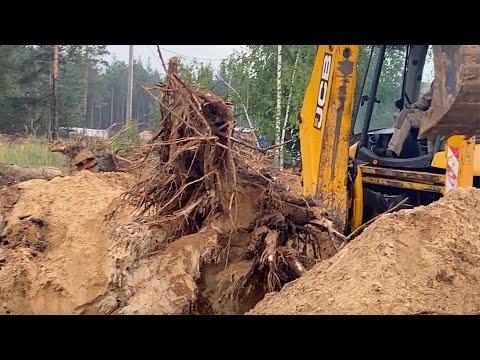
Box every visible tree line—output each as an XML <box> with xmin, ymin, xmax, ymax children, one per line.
<box><xmin>0</xmin><ymin>45</ymin><xmax>417</xmax><ymax>167</ymax></box>
<box><xmin>178</xmin><ymin>45</ymin><xmax>399</xmax><ymax>167</ymax></box>
<box><xmin>213</xmin><ymin>45</ymin><xmax>428</xmax><ymax>167</ymax></box>
<box><xmin>0</xmin><ymin>45</ymin><xmax>162</xmax><ymax>136</ymax></box>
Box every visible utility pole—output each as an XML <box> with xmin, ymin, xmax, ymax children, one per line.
<box><xmin>110</xmin><ymin>85</ymin><xmax>114</xmax><ymax>127</ymax></box>
<box><xmin>83</xmin><ymin>47</ymin><xmax>90</xmax><ymax>129</ymax></box>
<box><xmin>126</xmin><ymin>45</ymin><xmax>134</xmax><ymax>125</ymax></box>
<box><xmin>50</xmin><ymin>45</ymin><xmax>59</xmax><ymax>142</ymax></box>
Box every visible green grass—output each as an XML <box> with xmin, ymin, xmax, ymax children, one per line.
<box><xmin>0</xmin><ymin>137</ymin><xmax>67</xmax><ymax>168</ymax></box>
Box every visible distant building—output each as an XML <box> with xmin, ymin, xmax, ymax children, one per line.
<box><xmin>233</xmin><ymin>126</ymin><xmax>253</xmax><ymax>134</ymax></box>
<box><xmin>59</xmin><ymin>127</ymin><xmax>110</xmax><ymax>140</ymax></box>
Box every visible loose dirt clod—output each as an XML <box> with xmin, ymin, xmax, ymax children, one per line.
<box><xmin>49</xmin><ymin>134</ymin><xmax>133</xmax><ymax>173</ymax></box>
<box><xmin>249</xmin><ymin>187</ymin><xmax>480</xmax><ymax>315</ymax></box>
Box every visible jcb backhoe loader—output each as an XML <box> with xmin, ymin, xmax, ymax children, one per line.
<box><xmin>299</xmin><ymin>45</ymin><xmax>480</xmax><ymax>234</ymax></box>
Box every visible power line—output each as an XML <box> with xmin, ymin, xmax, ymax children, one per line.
<box><xmin>146</xmin><ymin>45</ymin><xmax>164</xmax><ymax>67</ymax></box>
<box><xmin>157</xmin><ymin>46</ymin><xmax>227</xmax><ymax>62</ymax></box>
<box><xmin>146</xmin><ymin>45</ymin><xmax>227</xmax><ymax>78</ymax></box>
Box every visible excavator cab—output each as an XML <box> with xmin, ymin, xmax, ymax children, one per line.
<box><xmin>348</xmin><ymin>44</ymin><xmax>480</xmax><ymax>228</ymax></box>
<box><xmin>352</xmin><ymin>45</ymin><xmax>436</xmax><ymax>169</ymax></box>
<box><xmin>352</xmin><ymin>45</ymin><xmax>480</xmax><ymax>170</ymax></box>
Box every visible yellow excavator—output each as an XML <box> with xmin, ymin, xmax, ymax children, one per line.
<box><xmin>299</xmin><ymin>45</ymin><xmax>480</xmax><ymax>234</ymax></box>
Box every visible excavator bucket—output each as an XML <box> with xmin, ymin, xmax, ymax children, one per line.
<box><xmin>419</xmin><ymin>45</ymin><xmax>480</xmax><ymax>139</ymax></box>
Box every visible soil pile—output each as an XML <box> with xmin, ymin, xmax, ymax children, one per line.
<box><xmin>249</xmin><ymin>187</ymin><xmax>480</xmax><ymax>315</ymax></box>
<box><xmin>0</xmin><ymin>166</ymin><xmax>317</xmax><ymax>314</ymax></box>
<box><xmin>0</xmin><ymin>171</ymin><xmax>135</xmax><ymax>314</ymax></box>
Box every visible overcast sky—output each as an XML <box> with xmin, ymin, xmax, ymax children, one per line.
<box><xmin>107</xmin><ymin>45</ymin><xmax>244</xmax><ymax>73</ymax></box>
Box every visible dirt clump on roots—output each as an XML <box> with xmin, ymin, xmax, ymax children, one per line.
<box><xmin>249</xmin><ymin>187</ymin><xmax>480</xmax><ymax>315</ymax></box>
<box><xmin>49</xmin><ymin>133</ymin><xmax>135</xmax><ymax>173</ymax></box>
<box><xmin>106</xmin><ymin>56</ymin><xmax>347</xmax><ymax>313</ymax></box>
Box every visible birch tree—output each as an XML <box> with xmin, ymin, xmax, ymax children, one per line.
<box><xmin>274</xmin><ymin>45</ymin><xmax>282</xmax><ymax>164</ymax></box>
<box><xmin>279</xmin><ymin>47</ymin><xmax>300</xmax><ymax>169</ymax></box>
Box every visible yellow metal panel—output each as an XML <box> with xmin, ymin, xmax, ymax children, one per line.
<box><xmin>350</xmin><ymin>165</ymin><xmax>363</xmax><ymax>231</ymax></box>
<box><xmin>299</xmin><ymin>45</ymin><xmax>358</xmax><ymax>232</ymax></box>
<box><xmin>349</xmin><ymin>142</ymin><xmax>358</xmax><ymax>158</ymax></box>
<box><xmin>431</xmin><ymin>151</ymin><xmax>446</xmax><ymax>169</ymax></box>
<box><xmin>432</xmin><ymin>143</ymin><xmax>480</xmax><ymax>177</ymax></box>
<box><xmin>359</xmin><ymin>165</ymin><xmax>445</xmax><ymax>185</ymax></box>
<box><xmin>300</xmin><ymin>46</ymin><xmax>337</xmax><ymax>197</ymax></box>
<box><xmin>362</xmin><ymin>176</ymin><xmax>444</xmax><ymax>194</ymax></box>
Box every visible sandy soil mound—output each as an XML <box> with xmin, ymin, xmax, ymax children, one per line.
<box><xmin>103</xmin><ymin>185</ymin><xmax>268</xmax><ymax>315</ymax></box>
<box><xmin>4</xmin><ymin>162</ymin><xmax>480</xmax><ymax>315</ymax></box>
<box><xmin>0</xmin><ymin>168</ymin><xmax>311</xmax><ymax>315</ymax></box>
<box><xmin>0</xmin><ymin>171</ymin><xmax>135</xmax><ymax>314</ymax></box>
<box><xmin>249</xmin><ymin>187</ymin><xmax>480</xmax><ymax>315</ymax></box>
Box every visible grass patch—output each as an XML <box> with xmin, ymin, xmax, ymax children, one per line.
<box><xmin>0</xmin><ymin>137</ymin><xmax>67</xmax><ymax>168</ymax></box>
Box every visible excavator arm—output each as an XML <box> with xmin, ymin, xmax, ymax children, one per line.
<box><xmin>299</xmin><ymin>45</ymin><xmax>358</xmax><ymax>232</ymax></box>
